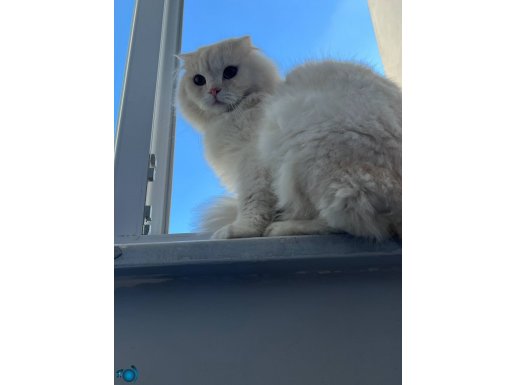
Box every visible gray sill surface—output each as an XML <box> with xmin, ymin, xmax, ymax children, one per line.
<box><xmin>115</xmin><ymin>234</ymin><xmax>401</xmax><ymax>278</ymax></box>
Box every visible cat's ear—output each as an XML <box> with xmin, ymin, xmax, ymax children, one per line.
<box><xmin>236</xmin><ymin>35</ymin><xmax>254</xmax><ymax>48</ymax></box>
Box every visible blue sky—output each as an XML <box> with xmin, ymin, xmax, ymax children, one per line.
<box><xmin>114</xmin><ymin>0</ymin><xmax>135</xmax><ymax>130</ymax></box>
<box><xmin>115</xmin><ymin>0</ymin><xmax>383</xmax><ymax>233</ymax></box>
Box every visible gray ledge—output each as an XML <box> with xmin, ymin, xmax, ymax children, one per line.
<box><xmin>114</xmin><ymin>234</ymin><xmax>401</xmax><ymax>278</ymax></box>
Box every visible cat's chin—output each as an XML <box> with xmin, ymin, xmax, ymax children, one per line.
<box><xmin>203</xmin><ymin>99</ymin><xmax>242</xmax><ymax>114</ymax></box>
<box><xmin>198</xmin><ymin>101</ymin><xmax>227</xmax><ymax>114</ymax></box>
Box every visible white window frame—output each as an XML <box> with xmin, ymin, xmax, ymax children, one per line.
<box><xmin>115</xmin><ymin>0</ymin><xmax>184</xmax><ymax>238</ymax></box>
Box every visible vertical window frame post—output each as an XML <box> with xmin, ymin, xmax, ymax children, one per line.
<box><xmin>115</xmin><ymin>0</ymin><xmax>184</xmax><ymax>238</ymax></box>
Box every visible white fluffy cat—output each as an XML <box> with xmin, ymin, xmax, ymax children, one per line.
<box><xmin>177</xmin><ymin>36</ymin><xmax>401</xmax><ymax>241</ymax></box>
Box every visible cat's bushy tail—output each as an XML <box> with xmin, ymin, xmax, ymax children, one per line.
<box><xmin>197</xmin><ymin>196</ymin><xmax>238</xmax><ymax>233</ymax></box>
<box><xmin>318</xmin><ymin>166</ymin><xmax>402</xmax><ymax>241</ymax></box>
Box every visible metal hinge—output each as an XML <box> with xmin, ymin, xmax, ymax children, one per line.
<box><xmin>147</xmin><ymin>153</ymin><xmax>156</xmax><ymax>181</ymax></box>
<box><xmin>143</xmin><ymin>154</ymin><xmax>156</xmax><ymax>235</ymax></box>
<box><xmin>142</xmin><ymin>205</ymin><xmax>152</xmax><ymax>235</ymax></box>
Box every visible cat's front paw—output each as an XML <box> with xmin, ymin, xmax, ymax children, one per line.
<box><xmin>211</xmin><ymin>223</ymin><xmax>263</xmax><ymax>240</ymax></box>
<box><xmin>263</xmin><ymin>221</ymin><xmax>296</xmax><ymax>237</ymax></box>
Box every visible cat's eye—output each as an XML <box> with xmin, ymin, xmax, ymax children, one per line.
<box><xmin>193</xmin><ymin>74</ymin><xmax>206</xmax><ymax>86</ymax></box>
<box><xmin>223</xmin><ymin>66</ymin><xmax>238</xmax><ymax>80</ymax></box>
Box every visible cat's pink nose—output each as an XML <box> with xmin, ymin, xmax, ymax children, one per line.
<box><xmin>209</xmin><ymin>87</ymin><xmax>221</xmax><ymax>96</ymax></box>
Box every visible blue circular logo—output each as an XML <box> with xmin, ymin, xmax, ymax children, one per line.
<box><xmin>116</xmin><ymin>365</ymin><xmax>139</xmax><ymax>382</ymax></box>
<box><xmin>123</xmin><ymin>369</ymin><xmax>136</xmax><ymax>382</ymax></box>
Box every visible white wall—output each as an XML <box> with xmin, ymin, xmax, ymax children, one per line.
<box><xmin>368</xmin><ymin>0</ymin><xmax>402</xmax><ymax>86</ymax></box>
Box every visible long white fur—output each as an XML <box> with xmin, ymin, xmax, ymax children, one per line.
<box><xmin>197</xmin><ymin>196</ymin><xmax>238</xmax><ymax>233</ymax></box>
<box><xmin>178</xmin><ymin>37</ymin><xmax>401</xmax><ymax>241</ymax></box>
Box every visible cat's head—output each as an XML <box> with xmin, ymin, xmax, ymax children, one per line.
<box><xmin>177</xmin><ymin>36</ymin><xmax>280</xmax><ymax>128</ymax></box>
